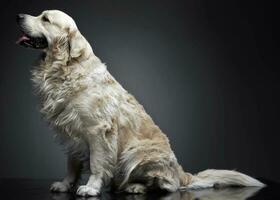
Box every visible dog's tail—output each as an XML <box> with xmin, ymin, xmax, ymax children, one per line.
<box><xmin>181</xmin><ymin>169</ymin><xmax>265</xmax><ymax>190</ymax></box>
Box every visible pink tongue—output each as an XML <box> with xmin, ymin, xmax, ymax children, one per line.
<box><xmin>16</xmin><ymin>35</ymin><xmax>30</xmax><ymax>44</ymax></box>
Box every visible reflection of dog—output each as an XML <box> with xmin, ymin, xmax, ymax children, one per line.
<box><xmin>51</xmin><ymin>187</ymin><xmax>262</xmax><ymax>200</ymax></box>
<box><xmin>16</xmin><ymin>10</ymin><xmax>264</xmax><ymax>196</ymax></box>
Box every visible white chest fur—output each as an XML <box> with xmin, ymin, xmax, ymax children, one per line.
<box><xmin>31</xmin><ymin>54</ymin><xmax>141</xmax><ymax>160</ymax></box>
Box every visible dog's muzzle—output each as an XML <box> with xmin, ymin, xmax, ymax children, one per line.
<box><xmin>16</xmin><ymin>14</ymin><xmax>48</xmax><ymax>49</ymax></box>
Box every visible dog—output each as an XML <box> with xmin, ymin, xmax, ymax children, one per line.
<box><xmin>16</xmin><ymin>10</ymin><xmax>264</xmax><ymax>196</ymax></box>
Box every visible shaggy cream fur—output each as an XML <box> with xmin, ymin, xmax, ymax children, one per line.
<box><xmin>17</xmin><ymin>10</ymin><xmax>264</xmax><ymax>197</ymax></box>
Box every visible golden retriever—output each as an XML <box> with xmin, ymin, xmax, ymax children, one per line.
<box><xmin>16</xmin><ymin>10</ymin><xmax>264</xmax><ymax>196</ymax></box>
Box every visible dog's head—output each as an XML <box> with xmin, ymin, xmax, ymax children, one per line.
<box><xmin>16</xmin><ymin>10</ymin><xmax>88</xmax><ymax>58</ymax></box>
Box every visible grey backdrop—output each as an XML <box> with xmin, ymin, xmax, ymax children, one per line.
<box><xmin>0</xmin><ymin>0</ymin><xmax>279</xmax><ymax>180</ymax></box>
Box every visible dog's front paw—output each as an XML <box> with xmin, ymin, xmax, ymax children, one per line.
<box><xmin>50</xmin><ymin>181</ymin><xmax>70</xmax><ymax>192</ymax></box>
<box><xmin>76</xmin><ymin>185</ymin><xmax>99</xmax><ymax>196</ymax></box>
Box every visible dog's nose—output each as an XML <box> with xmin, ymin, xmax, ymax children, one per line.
<box><xmin>16</xmin><ymin>14</ymin><xmax>25</xmax><ymax>23</ymax></box>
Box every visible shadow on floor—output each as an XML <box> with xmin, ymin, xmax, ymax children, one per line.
<box><xmin>1</xmin><ymin>178</ymin><xmax>279</xmax><ymax>200</ymax></box>
<box><xmin>51</xmin><ymin>187</ymin><xmax>261</xmax><ymax>200</ymax></box>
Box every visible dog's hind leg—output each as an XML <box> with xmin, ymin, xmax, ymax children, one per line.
<box><xmin>115</xmin><ymin>139</ymin><xmax>182</xmax><ymax>193</ymax></box>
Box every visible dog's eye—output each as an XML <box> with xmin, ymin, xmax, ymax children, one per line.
<box><xmin>42</xmin><ymin>15</ymin><xmax>50</xmax><ymax>23</ymax></box>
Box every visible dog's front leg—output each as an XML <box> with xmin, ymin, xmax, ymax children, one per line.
<box><xmin>50</xmin><ymin>156</ymin><xmax>82</xmax><ymax>192</ymax></box>
<box><xmin>76</xmin><ymin>121</ymin><xmax>118</xmax><ymax>196</ymax></box>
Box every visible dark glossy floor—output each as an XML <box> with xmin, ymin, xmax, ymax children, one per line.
<box><xmin>0</xmin><ymin>178</ymin><xmax>279</xmax><ymax>200</ymax></box>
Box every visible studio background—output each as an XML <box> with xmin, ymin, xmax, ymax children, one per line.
<box><xmin>0</xmin><ymin>1</ymin><xmax>279</xmax><ymax>181</ymax></box>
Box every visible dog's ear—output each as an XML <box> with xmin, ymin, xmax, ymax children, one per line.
<box><xmin>69</xmin><ymin>30</ymin><xmax>85</xmax><ymax>59</ymax></box>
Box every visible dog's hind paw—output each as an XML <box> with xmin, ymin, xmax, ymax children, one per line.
<box><xmin>124</xmin><ymin>183</ymin><xmax>147</xmax><ymax>194</ymax></box>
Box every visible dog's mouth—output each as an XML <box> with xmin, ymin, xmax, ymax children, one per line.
<box><xmin>16</xmin><ymin>14</ymin><xmax>48</xmax><ymax>49</ymax></box>
<box><xmin>16</xmin><ymin>31</ymin><xmax>48</xmax><ymax>49</ymax></box>
<box><xmin>16</xmin><ymin>32</ymin><xmax>30</xmax><ymax>46</ymax></box>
